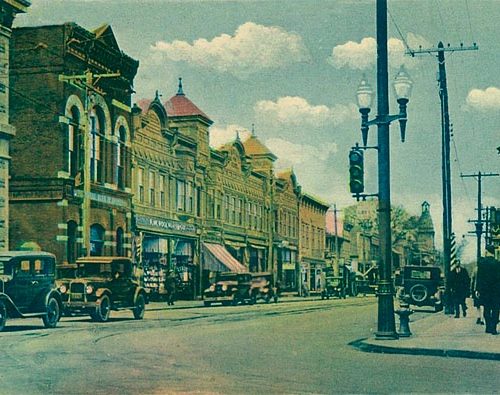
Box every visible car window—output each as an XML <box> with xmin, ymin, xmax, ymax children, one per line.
<box><xmin>410</xmin><ymin>270</ymin><xmax>431</xmax><ymax>280</ymax></box>
<box><xmin>17</xmin><ymin>259</ymin><xmax>31</xmax><ymax>276</ymax></box>
<box><xmin>34</xmin><ymin>259</ymin><xmax>44</xmax><ymax>275</ymax></box>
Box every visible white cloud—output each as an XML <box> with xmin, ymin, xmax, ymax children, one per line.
<box><xmin>466</xmin><ymin>87</ymin><xmax>500</xmax><ymax>111</ymax></box>
<box><xmin>209</xmin><ymin>124</ymin><xmax>251</xmax><ymax>148</ymax></box>
<box><xmin>329</xmin><ymin>33</ymin><xmax>429</xmax><ymax>70</ymax></box>
<box><xmin>254</xmin><ymin>96</ymin><xmax>357</xmax><ymax>127</ymax></box>
<box><xmin>265</xmin><ymin>138</ymin><xmax>337</xmax><ymax>169</ymax></box>
<box><xmin>151</xmin><ymin>22</ymin><xmax>311</xmax><ymax>77</ymax></box>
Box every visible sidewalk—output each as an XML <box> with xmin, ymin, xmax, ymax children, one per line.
<box><xmin>352</xmin><ymin>306</ymin><xmax>500</xmax><ymax>361</ymax></box>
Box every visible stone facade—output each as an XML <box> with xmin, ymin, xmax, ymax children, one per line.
<box><xmin>9</xmin><ymin>23</ymin><xmax>138</xmax><ymax>263</ymax></box>
<box><xmin>0</xmin><ymin>0</ymin><xmax>30</xmax><ymax>251</ymax></box>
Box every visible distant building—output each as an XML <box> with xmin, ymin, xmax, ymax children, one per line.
<box><xmin>299</xmin><ymin>194</ymin><xmax>329</xmax><ymax>293</ymax></box>
<box><xmin>415</xmin><ymin>201</ymin><xmax>437</xmax><ymax>265</ymax></box>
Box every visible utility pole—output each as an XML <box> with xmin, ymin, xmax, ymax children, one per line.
<box><xmin>461</xmin><ymin>172</ymin><xmax>499</xmax><ymax>263</ymax></box>
<box><xmin>333</xmin><ymin>204</ymin><xmax>341</xmax><ymax>277</ymax></box>
<box><xmin>407</xmin><ymin>42</ymin><xmax>478</xmax><ymax>313</ymax></box>
<box><xmin>59</xmin><ymin>70</ymin><xmax>120</xmax><ymax>256</ymax></box>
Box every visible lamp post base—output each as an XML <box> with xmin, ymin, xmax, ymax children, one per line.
<box><xmin>375</xmin><ymin>331</ymin><xmax>399</xmax><ymax>340</ymax></box>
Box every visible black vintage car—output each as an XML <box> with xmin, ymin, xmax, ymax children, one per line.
<box><xmin>398</xmin><ymin>265</ymin><xmax>444</xmax><ymax>312</ymax></box>
<box><xmin>203</xmin><ymin>272</ymin><xmax>253</xmax><ymax>306</ymax></box>
<box><xmin>0</xmin><ymin>251</ymin><xmax>62</xmax><ymax>331</ymax></box>
<box><xmin>61</xmin><ymin>257</ymin><xmax>148</xmax><ymax>322</ymax></box>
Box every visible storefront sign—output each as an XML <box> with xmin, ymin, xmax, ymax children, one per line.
<box><xmin>135</xmin><ymin>215</ymin><xmax>196</xmax><ymax>234</ymax></box>
<box><xmin>283</xmin><ymin>263</ymin><xmax>295</xmax><ymax>270</ymax></box>
<box><xmin>74</xmin><ymin>190</ymin><xmax>129</xmax><ymax>208</ymax></box>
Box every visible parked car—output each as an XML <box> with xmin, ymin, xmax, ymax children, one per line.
<box><xmin>0</xmin><ymin>251</ymin><xmax>62</xmax><ymax>331</ymax></box>
<box><xmin>56</xmin><ymin>263</ymin><xmax>80</xmax><ymax>315</ymax></box>
<box><xmin>321</xmin><ymin>276</ymin><xmax>344</xmax><ymax>299</ymax></box>
<box><xmin>203</xmin><ymin>272</ymin><xmax>253</xmax><ymax>306</ymax></box>
<box><xmin>250</xmin><ymin>272</ymin><xmax>278</xmax><ymax>303</ymax></box>
<box><xmin>61</xmin><ymin>257</ymin><xmax>148</xmax><ymax>322</ymax></box>
<box><xmin>398</xmin><ymin>265</ymin><xmax>444</xmax><ymax>312</ymax></box>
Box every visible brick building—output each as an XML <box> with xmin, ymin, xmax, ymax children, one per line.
<box><xmin>273</xmin><ymin>169</ymin><xmax>300</xmax><ymax>292</ymax></box>
<box><xmin>299</xmin><ymin>193</ymin><xmax>329</xmax><ymax>293</ymax></box>
<box><xmin>0</xmin><ymin>0</ymin><xmax>30</xmax><ymax>251</ymax></box>
<box><xmin>9</xmin><ymin>23</ymin><xmax>138</xmax><ymax>263</ymax></box>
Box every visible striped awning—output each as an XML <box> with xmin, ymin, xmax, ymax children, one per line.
<box><xmin>202</xmin><ymin>243</ymin><xmax>247</xmax><ymax>273</ymax></box>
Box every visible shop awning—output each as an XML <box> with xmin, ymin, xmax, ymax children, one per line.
<box><xmin>202</xmin><ymin>242</ymin><xmax>247</xmax><ymax>273</ymax></box>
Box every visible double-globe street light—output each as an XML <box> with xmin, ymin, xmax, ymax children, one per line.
<box><xmin>354</xmin><ymin>2</ymin><xmax>414</xmax><ymax>339</ymax></box>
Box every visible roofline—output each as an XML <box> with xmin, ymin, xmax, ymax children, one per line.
<box><xmin>301</xmin><ymin>193</ymin><xmax>330</xmax><ymax>210</ymax></box>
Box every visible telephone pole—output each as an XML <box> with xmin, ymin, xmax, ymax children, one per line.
<box><xmin>332</xmin><ymin>204</ymin><xmax>341</xmax><ymax>277</ymax></box>
<box><xmin>407</xmin><ymin>42</ymin><xmax>478</xmax><ymax>313</ymax></box>
<box><xmin>461</xmin><ymin>171</ymin><xmax>499</xmax><ymax>263</ymax></box>
<box><xmin>59</xmin><ymin>70</ymin><xmax>120</xmax><ymax>256</ymax></box>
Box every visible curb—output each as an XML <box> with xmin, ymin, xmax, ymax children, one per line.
<box><xmin>349</xmin><ymin>338</ymin><xmax>500</xmax><ymax>361</ymax></box>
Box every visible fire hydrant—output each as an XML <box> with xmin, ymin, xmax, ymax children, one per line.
<box><xmin>395</xmin><ymin>302</ymin><xmax>413</xmax><ymax>337</ymax></box>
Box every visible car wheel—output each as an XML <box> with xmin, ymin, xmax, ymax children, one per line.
<box><xmin>410</xmin><ymin>284</ymin><xmax>428</xmax><ymax>303</ymax></box>
<box><xmin>93</xmin><ymin>294</ymin><xmax>111</xmax><ymax>322</ymax></box>
<box><xmin>203</xmin><ymin>301</ymin><xmax>211</xmax><ymax>307</ymax></box>
<box><xmin>249</xmin><ymin>295</ymin><xmax>256</xmax><ymax>305</ymax></box>
<box><xmin>264</xmin><ymin>294</ymin><xmax>271</xmax><ymax>304</ymax></box>
<box><xmin>42</xmin><ymin>296</ymin><xmax>61</xmax><ymax>329</ymax></box>
<box><xmin>434</xmin><ymin>303</ymin><xmax>443</xmax><ymax>312</ymax></box>
<box><xmin>274</xmin><ymin>296</ymin><xmax>279</xmax><ymax>303</ymax></box>
<box><xmin>231</xmin><ymin>296</ymin><xmax>239</xmax><ymax>306</ymax></box>
<box><xmin>0</xmin><ymin>300</ymin><xmax>7</xmax><ymax>332</ymax></box>
<box><xmin>133</xmin><ymin>293</ymin><xmax>146</xmax><ymax>320</ymax></box>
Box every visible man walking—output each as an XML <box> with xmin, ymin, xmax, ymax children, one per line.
<box><xmin>449</xmin><ymin>260</ymin><xmax>470</xmax><ymax>318</ymax></box>
<box><xmin>476</xmin><ymin>256</ymin><xmax>500</xmax><ymax>335</ymax></box>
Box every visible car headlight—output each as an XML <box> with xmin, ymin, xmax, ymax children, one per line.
<box><xmin>209</xmin><ymin>285</ymin><xmax>215</xmax><ymax>292</ymax></box>
<box><xmin>59</xmin><ymin>284</ymin><xmax>67</xmax><ymax>294</ymax></box>
<box><xmin>222</xmin><ymin>284</ymin><xmax>228</xmax><ymax>291</ymax></box>
<box><xmin>86</xmin><ymin>285</ymin><xmax>94</xmax><ymax>294</ymax></box>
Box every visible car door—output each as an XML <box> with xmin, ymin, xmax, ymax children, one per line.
<box><xmin>31</xmin><ymin>257</ymin><xmax>54</xmax><ymax>312</ymax></box>
<box><xmin>111</xmin><ymin>261</ymin><xmax>134</xmax><ymax>307</ymax></box>
<box><xmin>6</xmin><ymin>258</ymin><xmax>33</xmax><ymax>312</ymax></box>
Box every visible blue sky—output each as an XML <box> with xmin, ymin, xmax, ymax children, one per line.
<box><xmin>17</xmin><ymin>0</ymin><xmax>500</xmax><ymax>261</ymax></box>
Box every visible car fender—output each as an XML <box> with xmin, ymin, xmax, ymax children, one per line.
<box><xmin>0</xmin><ymin>293</ymin><xmax>23</xmax><ymax>318</ymax></box>
<box><xmin>44</xmin><ymin>289</ymin><xmax>63</xmax><ymax>311</ymax></box>
<box><xmin>96</xmin><ymin>288</ymin><xmax>112</xmax><ymax>299</ymax></box>
<box><xmin>133</xmin><ymin>287</ymin><xmax>148</xmax><ymax>304</ymax></box>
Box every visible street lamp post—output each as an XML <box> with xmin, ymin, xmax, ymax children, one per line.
<box><xmin>354</xmin><ymin>0</ymin><xmax>413</xmax><ymax>340</ymax></box>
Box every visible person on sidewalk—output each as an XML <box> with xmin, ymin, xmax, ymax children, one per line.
<box><xmin>471</xmin><ymin>266</ymin><xmax>484</xmax><ymax>325</ymax></box>
<box><xmin>449</xmin><ymin>260</ymin><xmax>470</xmax><ymax>318</ymax></box>
<box><xmin>164</xmin><ymin>270</ymin><xmax>177</xmax><ymax>306</ymax></box>
<box><xmin>476</xmin><ymin>256</ymin><xmax>500</xmax><ymax>335</ymax></box>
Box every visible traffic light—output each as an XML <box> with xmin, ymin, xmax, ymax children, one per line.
<box><xmin>349</xmin><ymin>148</ymin><xmax>364</xmax><ymax>194</ymax></box>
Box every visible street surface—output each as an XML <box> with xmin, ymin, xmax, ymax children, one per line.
<box><xmin>1</xmin><ymin>296</ymin><xmax>498</xmax><ymax>394</ymax></box>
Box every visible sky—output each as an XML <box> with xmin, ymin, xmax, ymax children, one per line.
<box><xmin>16</xmin><ymin>0</ymin><xmax>499</xmax><ymax>262</ymax></box>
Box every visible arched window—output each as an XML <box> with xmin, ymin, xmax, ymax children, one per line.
<box><xmin>66</xmin><ymin>220</ymin><xmax>78</xmax><ymax>263</ymax></box>
<box><xmin>116</xmin><ymin>227</ymin><xmax>124</xmax><ymax>256</ymax></box>
<box><xmin>116</xmin><ymin>125</ymin><xmax>127</xmax><ymax>189</ymax></box>
<box><xmin>91</xmin><ymin>106</ymin><xmax>105</xmax><ymax>183</ymax></box>
<box><xmin>68</xmin><ymin>106</ymin><xmax>81</xmax><ymax>177</ymax></box>
<box><xmin>90</xmin><ymin>224</ymin><xmax>105</xmax><ymax>256</ymax></box>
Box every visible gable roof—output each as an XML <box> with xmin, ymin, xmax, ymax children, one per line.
<box><xmin>92</xmin><ymin>24</ymin><xmax>119</xmax><ymax>50</ymax></box>
<box><xmin>242</xmin><ymin>135</ymin><xmax>277</xmax><ymax>160</ymax></box>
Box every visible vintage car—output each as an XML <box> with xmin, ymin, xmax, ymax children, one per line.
<box><xmin>250</xmin><ymin>272</ymin><xmax>278</xmax><ymax>303</ymax></box>
<box><xmin>398</xmin><ymin>265</ymin><xmax>444</xmax><ymax>312</ymax></box>
<box><xmin>203</xmin><ymin>272</ymin><xmax>253</xmax><ymax>306</ymax></box>
<box><xmin>61</xmin><ymin>257</ymin><xmax>147</xmax><ymax>322</ymax></box>
<box><xmin>56</xmin><ymin>263</ymin><xmax>79</xmax><ymax>306</ymax></box>
<box><xmin>0</xmin><ymin>251</ymin><xmax>62</xmax><ymax>331</ymax></box>
<box><xmin>321</xmin><ymin>276</ymin><xmax>344</xmax><ymax>299</ymax></box>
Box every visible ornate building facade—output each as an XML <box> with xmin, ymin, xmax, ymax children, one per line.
<box><xmin>9</xmin><ymin>23</ymin><xmax>138</xmax><ymax>262</ymax></box>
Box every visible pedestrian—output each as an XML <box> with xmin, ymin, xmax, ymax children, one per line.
<box><xmin>302</xmin><ymin>280</ymin><xmax>309</xmax><ymax>297</ymax></box>
<box><xmin>470</xmin><ymin>266</ymin><xmax>484</xmax><ymax>325</ymax></box>
<box><xmin>448</xmin><ymin>260</ymin><xmax>470</xmax><ymax>318</ymax></box>
<box><xmin>476</xmin><ymin>256</ymin><xmax>500</xmax><ymax>335</ymax></box>
<box><xmin>164</xmin><ymin>270</ymin><xmax>177</xmax><ymax>306</ymax></box>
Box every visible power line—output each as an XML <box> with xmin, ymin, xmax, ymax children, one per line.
<box><xmin>387</xmin><ymin>8</ymin><xmax>411</xmax><ymax>53</ymax></box>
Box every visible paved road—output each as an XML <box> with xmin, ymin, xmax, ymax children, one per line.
<box><xmin>1</xmin><ymin>296</ymin><xmax>498</xmax><ymax>394</ymax></box>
